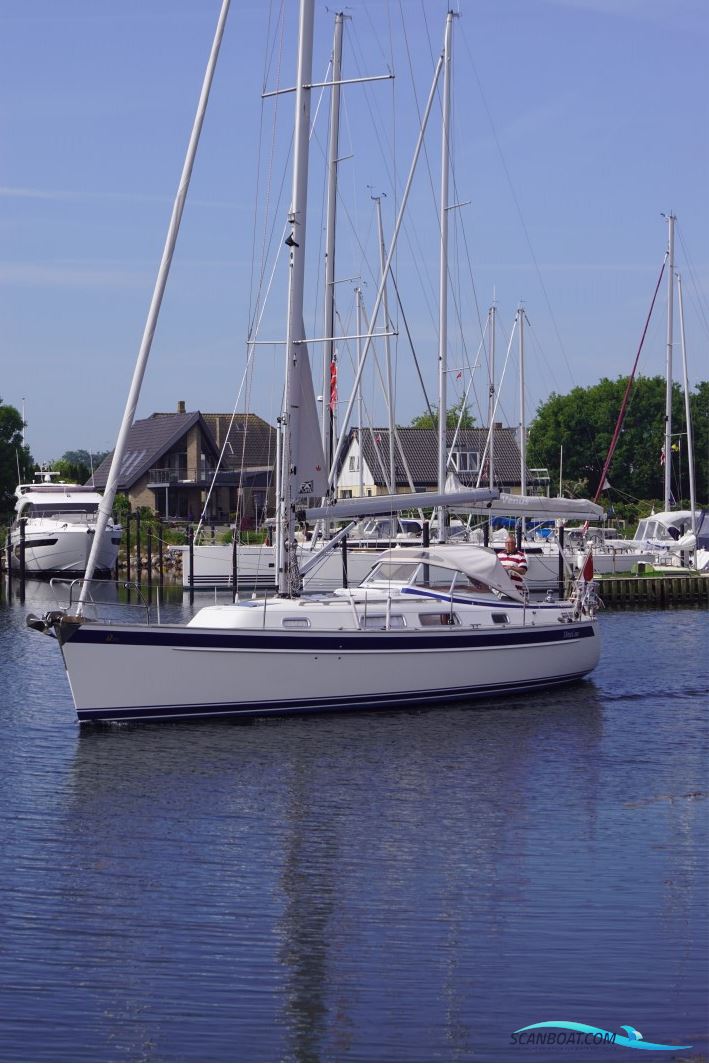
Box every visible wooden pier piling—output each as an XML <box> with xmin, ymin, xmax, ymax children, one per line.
<box><xmin>597</xmin><ymin>572</ymin><xmax>708</xmax><ymax>608</ymax></box>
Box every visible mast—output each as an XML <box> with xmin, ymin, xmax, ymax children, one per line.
<box><xmin>488</xmin><ymin>302</ymin><xmax>496</xmax><ymax>490</ymax></box>
<box><xmin>77</xmin><ymin>0</ymin><xmax>231</xmax><ymax>613</ymax></box>
<box><xmin>437</xmin><ymin>10</ymin><xmax>453</xmax><ymax>541</ymax></box>
<box><xmin>278</xmin><ymin>0</ymin><xmax>315</xmax><ymax>596</ymax></box>
<box><xmin>664</xmin><ymin>211</ymin><xmax>675</xmax><ymax>511</ymax></box>
<box><xmin>374</xmin><ymin>196</ymin><xmax>396</xmax><ymax>493</ymax></box>
<box><xmin>676</xmin><ymin>272</ymin><xmax>697</xmax><ymax>536</ymax></box>
<box><xmin>518</xmin><ymin>305</ymin><xmax>527</xmax><ymax>497</ymax></box>
<box><xmin>322</xmin><ymin>12</ymin><xmax>344</xmax><ymax>479</ymax></box>
<box><xmin>355</xmin><ymin>287</ymin><xmax>364</xmax><ymax>498</ymax></box>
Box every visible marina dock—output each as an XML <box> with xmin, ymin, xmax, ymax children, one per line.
<box><xmin>596</xmin><ymin>571</ymin><xmax>708</xmax><ymax>608</ymax></box>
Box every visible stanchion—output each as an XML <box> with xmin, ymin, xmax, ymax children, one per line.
<box><xmin>6</xmin><ymin>533</ymin><xmax>12</xmax><ymax>594</ymax></box>
<box><xmin>157</xmin><ymin>515</ymin><xmax>164</xmax><ymax>593</ymax></box>
<box><xmin>232</xmin><ymin>533</ymin><xmax>238</xmax><ymax>603</ymax></box>
<box><xmin>126</xmin><ymin>513</ymin><xmax>132</xmax><ymax>585</ymax></box>
<box><xmin>146</xmin><ymin>524</ymin><xmax>153</xmax><ymax>594</ymax></box>
<box><xmin>341</xmin><ymin>535</ymin><xmax>348</xmax><ymax>588</ymax></box>
<box><xmin>19</xmin><ymin>518</ymin><xmax>26</xmax><ymax>601</ymax></box>
<box><xmin>188</xmin><ymin>525</ymin><xmax>194</xmax><ymax>603</ymax></box>
<box><xmin>135</xmin><ymin>512</ymin><xmax>142</xmax><ymax>586</ymax></box>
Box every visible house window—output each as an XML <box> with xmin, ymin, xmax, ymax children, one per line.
<box><xmin>349</xmin><ymin>456</ymin><xmax>358</xmax><ymax>472</ymax></box>
<box><xmin>451</xmin><ymin>450</ymin><xmax>479</xmax><ymax>473</ymax></box>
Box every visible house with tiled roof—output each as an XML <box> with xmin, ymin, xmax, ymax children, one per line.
<box><xmin>90</xmin><ymin>403</ymin><xmax>277</xmax><ymax>526</ymax></box>
<box><xmin>336</xmin><ymin>426</ymin><xmax>548</xmax><ymax>498</ymax></box>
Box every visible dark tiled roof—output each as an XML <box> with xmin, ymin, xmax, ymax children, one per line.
<box><xmin>351</xmin><ymin>427</ymin><xmax>525</xmax><ymax>488</ymax></box>
<box><xmin>202</xmin><ymin>413</ymin><xmax>277</xmax><ymax>471</ymax></box>
<box><xmin>90</xmin><ymin>411</ymin><xmax>217</xmax><ymax>490</ymax></box>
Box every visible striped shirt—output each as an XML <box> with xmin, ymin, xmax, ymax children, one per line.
<box><xmin>498</xmin><ymin>547</ymin><xmax>528</xmax><ymax>588</ymax></box>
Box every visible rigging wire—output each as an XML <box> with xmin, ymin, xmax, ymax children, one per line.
<box><xmin>676</xmin><ymin>220</ymin><xmax>709</xmax><ymax>340</ymax></box>
<box><xmin>589</xmin><ymin>256</ymin><xmax>667</xmax><ymax>504</ymax></box>
<box><xmin>457</xmin><ymin>20</ymin><xmax>576</xmax><ymax>390</ymax></box>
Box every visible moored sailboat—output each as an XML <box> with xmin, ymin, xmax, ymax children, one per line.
<box><xmin>27</xmin><ymin>0</ymin><xmax>601</xmax><ymax>725</ymax></box>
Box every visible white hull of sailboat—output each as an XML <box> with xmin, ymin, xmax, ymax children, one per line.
<box><xmin>573</xmin><ymin>548</ymin><xmax>653</xmax><ymax>575</ymax></box>
<box><xmin>57</xmin><ymin>617</ymin><xmax>600</xmax><ymax>723</ymax></box>
<box><xmin>182</xmin><ymin>542</ymin><xmax>566</xmax><ymax>594</ymax></box>
<box><xmin>175</xmin><ymin>542</ymin><xmax>378</xmax><ymax>591</ymax></box>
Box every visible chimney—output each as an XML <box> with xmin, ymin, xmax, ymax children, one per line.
<box><xmin>177</xmin><ymin>400</ymin><xmax>186</xmax><ymax>414</ymax></box>
<box><xmin>494</xmin><ymin>421</ymin><xmax>502</xmax><ymax>430</ymax></box>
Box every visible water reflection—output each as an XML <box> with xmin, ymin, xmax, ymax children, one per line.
<box><xmin>267</xmin><ymin>688</ymin><xmax>605</xmax><ymax>1061</ymax></box>
<box><xmin>58</xmin><ymin>689</ymin><xmax>607</xmax><ymax>1060</ymax></box>
<box><xmin>3</xmin><ymin>591</ymin><xmax>703</xmax><ymax>1062</ymax></box>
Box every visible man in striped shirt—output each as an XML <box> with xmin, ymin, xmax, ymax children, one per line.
<box><xmin>498</xmin><ymin>532</ymin><xmax>528</xmax><ymax>591</ymax></box>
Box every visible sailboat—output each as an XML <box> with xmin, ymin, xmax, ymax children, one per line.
<box><xmin>581</xmin><ymin>213</ymin><xmax>705</xmax><ymax>573</ymax></box>
<box><xmin>27</xmin><ymin>0</ymin><xmax>601</xmax><ymax>724</ymax></box>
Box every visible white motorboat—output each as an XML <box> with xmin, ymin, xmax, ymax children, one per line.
<box><xmin>28</xmin><ymin>1</ymin><xmax>602</xmax><ymax>725</ymax></box>
<box><xmin>10</xmin><ymin>473</ymin><xmax>121</xmax><ymax>577</ymax></box>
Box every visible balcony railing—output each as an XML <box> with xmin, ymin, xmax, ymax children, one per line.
<box><xmin>147</xmin><ymin>467</ymin><xmax>215</xmax><ymax>486</ymax></box>
<box><xmin>147</xmin><ymin>467</ymin><xmax>261</xmax><ymax>488</ymax></box>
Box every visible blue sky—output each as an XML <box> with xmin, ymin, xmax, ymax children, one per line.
<box><xmin>1</xmin><ymin>0</ymin><xmax>707</xmax><ymax>465</ymax></box>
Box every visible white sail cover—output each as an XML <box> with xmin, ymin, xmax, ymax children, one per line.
<box><xmin>305</xmin><ymin>487</ymin><xmax>499</xmax><ymax>520</ymax></box>
<box><xmin>462</xmin><ymin>493</ymin><xmax>605</xmax><ymax>521</ymax></box>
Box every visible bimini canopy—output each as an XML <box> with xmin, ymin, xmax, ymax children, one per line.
<box><xmin>372</xmin><ymin>545</ymin><xmax>526</xmax><ymax>603</ymax></box>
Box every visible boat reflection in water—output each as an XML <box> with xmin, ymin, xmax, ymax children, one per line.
<box><xmin>60</xmin><ymin>686</ymin><xmax>606</xmax><ymax>1060</ymax></box>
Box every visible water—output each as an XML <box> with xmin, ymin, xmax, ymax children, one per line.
<box><xmin>1</xmin><ymin>581</ymin><xmax>707</xmax><ymax>1062</ymax></box>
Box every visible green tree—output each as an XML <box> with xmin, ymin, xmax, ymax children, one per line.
<box><xmin>689</xmin><ymin>380</ymin><xmax>709</xmax><ymax>504</ymax></box>
<box><xmin>0</xmin><ymin>400</ymin><xmax>33</xmax><ymax>514</ymax></box>
<box><xmin>528</xmin><ymin>375</ymin><xmax>708</xmax><ymax>506</ymax></box>
<box><xmin>410</xmin><ymin>397</ymin><xmax>475</xmax><ymax>430</ymax></box>
<box><xmin>46</xmin><ymin>449</ymin><xmax>109</xmax><ymax>485</ymax></box>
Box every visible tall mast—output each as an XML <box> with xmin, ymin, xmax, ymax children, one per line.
<box><xmin>518</xmin><ymin>305</ymin><xmax>527</xmax><ymax>497</ymax></box>
<box><xmin>437</xmin><ymin>11</ymin><xmax>454</xmax><ymax>541</ymax></box>
<box><xmin>374</xmin><ymin>195</ymin><xmax>396</xmax><ymax>494</ymax></box>
<box><xmin>488</xmin><ymin>302</ymin><xmax>496</xmax><ymax>490</ymax></box>
<box><xmin>322</xmin><ymin>11</ymin><xmax>344</xmax><ymax>479</ymax></box>
<box><xmin>676</xmin><ymin>272</ymin><xmax>697</xmax><ymax>535</ymax></box>
<box><xmin>664</xmin><ymin>211</ymin><xmax>675</xmax><ymax>511</ymax></box>
<box><xmin>356</xmin><ymin>287</ymin><xmax>364</xmax><ymax>498</ymax></box>
<box><xmin>278</xmin><ymin>0</ymin><xmax>315</xmax><ymax>596</ymax></box>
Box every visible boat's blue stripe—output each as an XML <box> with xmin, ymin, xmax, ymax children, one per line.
<box><xmin>66</xmin><ymin>622</ymin><xmax>593</xmax><ymax>652</ymax></box>
<box><xmin>77</xmin><ymin>671</ymin><xmax>592</xmax><ymax>723</ymax></box>
<box><xmin>400</xmin><ymin>586</ymin><xmax>562</xmax><ymax>609</ymax></box>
